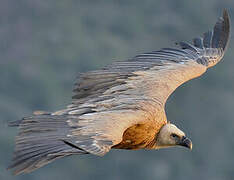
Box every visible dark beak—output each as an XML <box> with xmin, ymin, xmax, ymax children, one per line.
<box><xmin>179</xmin><ymin>136</ymin><xmax>192</xmax><ymax>150</ymax></box>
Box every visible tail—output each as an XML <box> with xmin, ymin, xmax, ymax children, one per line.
<box><xmin>178</xmin><ymin>9</ymin><xmax>230</xmax><ymax>67</ymax></box>
<box><xmin>8</xmin><ymin>115</ymin><xmax>88</xmax><ymax>175</ymax></box>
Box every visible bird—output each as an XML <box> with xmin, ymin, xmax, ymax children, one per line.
<box><xmin>8</xmin><ymin>10</ymin><xmax>230</xmax><ymax>175</ymax></box>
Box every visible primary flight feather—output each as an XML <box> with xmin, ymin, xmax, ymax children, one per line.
<box><xmin>9</xmin><ymin>10</ymin><xmax>230</xmax><ymax>175</ymax></box>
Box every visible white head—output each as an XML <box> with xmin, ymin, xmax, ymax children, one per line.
<box><xmin>156</xmin><ymin>123</ymin><xmax>192</xmax><ymax>150</ymax></box>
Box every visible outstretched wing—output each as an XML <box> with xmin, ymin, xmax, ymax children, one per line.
<box><xmin>59</xmin><ymin>10</ymin><xmax>230</xmax><ymax>156</ymax></box>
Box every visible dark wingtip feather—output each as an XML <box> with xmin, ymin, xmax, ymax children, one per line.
<box><xmin>8</xmin><ymin>119</ymin><xmax>23</xmax><ymax>127</ymax></box>
<box><xmin>211</xmin><ymin>9</ymin><xmax>230</xmax><ymax>51</ymax></box>
<box><xmin>203</xmin><ymin>30</ymin><xmax>213</xmax><ymax>48</ymax></box>
<box><xmin>193</xmin><ymin>37</ymin><xmax>203</xmax><ymax>49</ymax></box>
<box><xmin>221</xmin><ymin>8</ymin><xmax>230</xmax><ymax>51</ymax></box>
<box><xmin>180</xmin><ymin>9</ymin><xmax>230</xmax><ymax>53</ymax></box>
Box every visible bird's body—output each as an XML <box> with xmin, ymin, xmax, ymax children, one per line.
<box><xmin>9</xmin><ymin>10</ymin><xmax>230</xmax><ymax>175</ymax></box>
<box><xmin>112</xmin><ymin>108</ymin><xmax>167</xmax><ymax>150</ymax></box>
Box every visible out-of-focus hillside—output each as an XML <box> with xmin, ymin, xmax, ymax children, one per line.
<box><xmin>1</xmin><ymin>1</ymin><xmax>234</xmax><ymax>180</ymax></box>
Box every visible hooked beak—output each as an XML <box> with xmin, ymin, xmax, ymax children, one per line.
<box><xmin>179</xmin><ymin>136</ymin><xmax>192</xmax><ymax>150</ymax></box>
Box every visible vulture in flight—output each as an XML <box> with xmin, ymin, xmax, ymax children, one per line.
<box><xmin>9</xmin><ymin>10</ymin><xmax>230</xmax><ymax>175</ymax></box>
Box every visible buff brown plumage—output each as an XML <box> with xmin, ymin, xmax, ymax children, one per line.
<box><xmin>9</xmin><ymin>9</ymin><xmax>230</xmax><ymax>175</ymax></box>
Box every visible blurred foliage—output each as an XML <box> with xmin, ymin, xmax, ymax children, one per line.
<box><xmin>1</xmin><ymin>0</ymin><xmax>234</xmax><ymax>180</ymax></box>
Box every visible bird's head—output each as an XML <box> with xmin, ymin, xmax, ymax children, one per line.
<box><xmin>156</xmin><ymin>123</ymin><xmax>192</xmax><ymax>150</ymax></box>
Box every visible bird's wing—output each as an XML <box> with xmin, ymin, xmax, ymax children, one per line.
<box><xmin>59</xmin><ymin>10</ymin><xmax>230</xmax><ymax>156</ymax></box>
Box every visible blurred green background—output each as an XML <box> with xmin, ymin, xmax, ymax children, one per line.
<box><xmin>1</xmin><ymin>0</ymin><xmax>234</xmax><ymax>180</ymax></box>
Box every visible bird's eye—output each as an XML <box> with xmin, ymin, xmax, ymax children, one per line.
<box><xmin>171</xmin><ymin>133</ymin><xmax>178</xmax><ymax>138</ymax></box>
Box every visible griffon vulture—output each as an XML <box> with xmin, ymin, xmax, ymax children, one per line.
<box><xmin>8</xmin><ymin>10</ymin><xmax>230</xmax><ymax>175</ymax></box>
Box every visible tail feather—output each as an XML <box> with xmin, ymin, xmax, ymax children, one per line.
<box><xmin>8</xmin><ymin>115</ymin><xmax>87</xmax><ymax>175</ymax></box>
